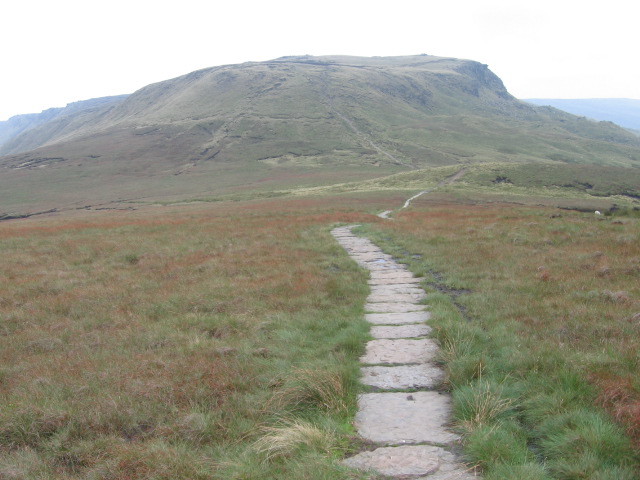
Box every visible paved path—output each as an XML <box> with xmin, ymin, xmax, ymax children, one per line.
<box><xmin>378</xmin><ymin>168</ymin><xmax>468</xmax><ymax>219</ymax></box>
<box><xmin>332</xmin><ymin>225</ymin><xmax>478</xmax><ymax>479</ymax></box>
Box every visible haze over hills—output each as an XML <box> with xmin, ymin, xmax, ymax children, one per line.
<box><xmin>0</xmin><ymin>95</ymin><xmax>128</xmax><ymax>152</ymax></box>
<box><xmin>525</xmin><ymin>98</ymin><xmax>640</xmax><ymax>131</ymax></box>
<box><xmin>1</xmin><ymin>54</ymin><xmax>639</xmax><ymax>215</ymax></box>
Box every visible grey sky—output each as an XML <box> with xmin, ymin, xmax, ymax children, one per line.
<box><xmin>1</xmin><ymin>0</ymin><xmax>638</xmax><ymax>121</ymax></box>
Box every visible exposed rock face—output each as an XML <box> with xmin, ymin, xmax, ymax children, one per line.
<box><xmin>453</xmin><ymin>61</ymin><xmax>511</xmax><ymax>99</ymax></box>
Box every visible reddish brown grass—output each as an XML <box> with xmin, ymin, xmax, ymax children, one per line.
<box><xmin>0</xmin><ymin>193</ymin><xmax>388</xmax><ymax>477</ymax></box>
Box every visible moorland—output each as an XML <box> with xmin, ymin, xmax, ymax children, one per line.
<box><xmin>1</xmin><ymin>54</ymin><xmax>639</xmax><ymax>479</ymax></box>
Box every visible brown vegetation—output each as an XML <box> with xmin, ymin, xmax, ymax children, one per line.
<box><xmin>0</xmin><ymin>195</ymin><xmax>387</xmax><ymax>478</ymax></box>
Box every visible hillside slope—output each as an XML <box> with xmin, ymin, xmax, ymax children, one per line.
<box><xmin>0</xmin><ymin>95</ymin><xmax>128</xmax><ymax>153</ymax></box>
<box><xmin>1</xmin><ymin>55</ymin><xmax>640</xmax><ymax>215</ymax></box>
<box><xmin>525</xmin><ymin>98</ymin><xmax>640</xmax><ymax>131</ymax></box>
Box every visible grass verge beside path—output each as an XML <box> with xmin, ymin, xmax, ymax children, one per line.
<box><xmin>0</xmin><ymin>197</ymin><xmax>385</xmax><ymax>479</ymax></box>
<box><xmin>357</xmin><ymin>204</ymin><xmax>640</xmax><ymax>479</ymax></box>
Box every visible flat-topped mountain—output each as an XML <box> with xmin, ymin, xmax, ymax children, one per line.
<box><xmin>1</xmin><ymin>54</ymin><xmax>639</xmax><ymax>214</ymax></box>
<box><xmin>0</xmin><ymin>55</ymin><xmax>518</xmax><ymax>158</ymax></box>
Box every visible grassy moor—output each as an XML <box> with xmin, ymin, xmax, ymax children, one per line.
<box><xmin>0</xmin><ymin>197</ymin><xmax>389</xmax><ymax>479</ymax></box>
<box><xmin>2</xmin><ymin>54</ymin><xmax>640</xmax><ymax>479</ymax></box>
<box><xmin>1</xmin><ymin>188</ymin><xmax>639</xmax><ymax>479</ymax></box>
<box><xmin>360</xmin><ymin>199</ymin><xmax>640</xmax><ymax>479</ymax></box>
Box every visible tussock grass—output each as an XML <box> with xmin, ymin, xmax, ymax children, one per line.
<box><xmin>253</xmin><ymin>419</ymin><xmax>340</xmax><ymax>461</ymax></box>
<box><xmin>484</xmin><ymin>463</ymin><xmax>552</xmax><ymax>480</ymax></box>
<box><xmin>454</xmin><ymin>380</ymin><xmax>515</xmax><ymax>434</ymax></box>
<box><xmin>465</xmin><ymin>421</ymin><xmax>533</xmax><ymax>469</ymax></box>
<box><xmin>269</xmin><ymin>367</ymin><xmax>354</xmax><ymax>415</ymax></box>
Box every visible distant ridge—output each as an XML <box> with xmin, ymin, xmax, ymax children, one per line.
<box><xmin>0</xmin><ymin>95</ymin><xmax>128</xmax><ymax>154</ymax></box>
<box><xmin>524</xmin><ymin>98</ymin><xmax>640</xmax><ymax>131</ymax></box>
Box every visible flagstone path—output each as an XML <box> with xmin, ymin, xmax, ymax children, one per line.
<box><xmin>332</xmin><ymin>225</ymin><xmax>478</xmax><ymax>479</ymax></box>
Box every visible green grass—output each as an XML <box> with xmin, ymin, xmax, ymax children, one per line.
<box><xmin>3</xmin><ymin>176</ymin><xmax>640</xmax><ymax>478</ymax></box>
<box><xmin>356</xmin><ymin>202</ymin><xmax>640</xmax><ymax>478</ymax></box>
<box><xmin>458</xmin><ymin>162</ymin><xmax>640</xmax><ymax>198</ymax></box>
<box><xmin>286</xmin><ymin>162</ymin><xmax>640</xmax><ymax>215</ymax></box>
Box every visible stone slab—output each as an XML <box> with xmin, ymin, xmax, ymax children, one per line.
<box><xmin>425</xmin><ymin>469</ymin><xmax>480</xmax><ymax>480</ymax></box>
<box><xmin>339</xmin><ymin>246</ymin><xmax>373</xmax><ymax>252</ymax></box>
<box><xmin>369</xmin><ymin>277</ymin><xmax>422</xmax><ymax>285</ymax></box>
<box><xmin>351</xmin><ymin>255</ymin><xmax>393</xmax><ymax>262</ymax></box>
<box><xmin>361</xmin><ymin>338</ymin><xmax>438</xmax><ymax>365</ymax></box>
<box><xmin>356</xmin><ymin>392</ymin><xmax>459</xmax><ymax>445</ymax></box>
<box><xmin>343</xmin><ymin>445</ymin><xmax>440</xmax><ymax>476</ymax></box>
<box><xmin>367</xmin><ymin>293</ymin><xmax>426</xmax><ymax>303</ymax></box>
<box><xmin>370</xmin><ymin>271</ymin><xmax>418</xmax><ymax>278</ymax></box>
<box><xmin>366</xmin><ymin>312</ymin><xmax>431</xmax><ymax>325</ymax></box>
<box><xmin>349</xmin><ymin>252</ymin><xmax>380</xmax><ymax>258</ymax></box>
<box><xmin>335</xmin><ymin>244</ymin><xmax>371</xmax><ymax>250</ymax></box>
<box><xmin>361</xmin><ymin>364</ymin><xmax>444</xmax><ymax>389</ymax></box>
<box><xmin>340</xmin><ymin>244</ymin><xmax>380</xmax><ymax>250</ymax></box>
<box><xmin>370</xmin><ymin>324</ymin><xmax>432</xmax><ymax>339</ymax></box>
<box><xmin>366</xmin><ymin>265</ymin><xmax>409</xmax><ymax>273</ymax></box>
<box><xmin>369</xmin><ymin>272</ymin><xmax>411</xmax><ymax>276</ymax></box>
<box><xmin>370</xmin><ymin>285</ymin><xmax>426</xmax><ymax>295</ymax></box>
<box><xmin>365</xmin><ymin>302</ymin><xmax>426</xmax><ymax>313</ymax></box>
<box><xmin>343</xmin><ymin>445</ymin><xmax>476</xmax><ymax>479</ymax></box>
<box><xmin>360</xmin><ymin>264</ymin><xmax>400</xmax><ymax>271</ymax></box>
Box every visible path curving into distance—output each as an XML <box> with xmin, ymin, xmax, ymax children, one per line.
<box><xmin>332</xmin><ymin>225</ymin><xmax>478</xmax><ymax>479</ymax></box>
<box><xmin>377</xmin><ymin>168</ymin><xmax>468</xmax><ymax>219</ymax></box>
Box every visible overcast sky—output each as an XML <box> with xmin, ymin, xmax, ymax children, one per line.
<box><xmin>1</xmin><ymin>0</ymin><xmax>639</xmax><ymax>121</ymax></box>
